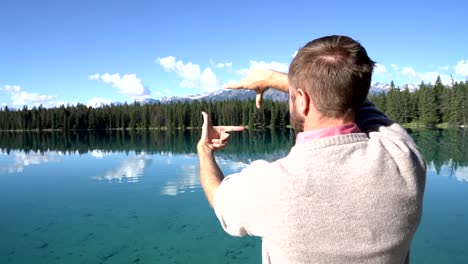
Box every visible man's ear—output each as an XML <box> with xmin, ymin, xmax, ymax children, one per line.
<box><xmin>295</xmin><ymin>88</ymin><xmax>310</xmax><ymax>116</ymax></box>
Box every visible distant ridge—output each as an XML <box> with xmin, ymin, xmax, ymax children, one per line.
<box><xmin>150</xmin><ymin>82</ymin><xmax>419</xmax><ymax>104</ymax></box>
<box><xmin>156</xmin><ymin>89</ymin><xmax>289</xmax><ymax>104</ymax></box>
<box><xmin>90</xmin><ymin>82</ymin><xmax>421</xmax><ymax>108</ymax></box>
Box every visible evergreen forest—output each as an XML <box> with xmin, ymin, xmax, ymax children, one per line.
<box><xmin>0</xmin><ymin>99</ymin><xmax>289</xmax><ymax>130</ymax></box>
<box><xmin>0</xmin><ymin>77</ymin><xmax>466</xmax><ymax>131</ymax></box>
<box><xmin>369</xmin><ymin>77</ymin><xmax>467</xmax><ymax>126</ymax></box>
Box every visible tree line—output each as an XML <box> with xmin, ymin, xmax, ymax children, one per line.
<box><xmin>0</xmin><ymin>76</ymin><xmax>466</xmax><ymax>130</ymax></box>
<box><xmin>369</xmin><ymin>77</ymin><xmax>467</xmax><ymax>126</ymax></box>
<box><xmin>0</xmin><ymin>99</ymin><xmax>289</xmax><ymax>131</ymax></box>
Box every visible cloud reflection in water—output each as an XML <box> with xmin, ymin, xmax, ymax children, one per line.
<box><xmin>93</xmin><ymin>153</ymin><xmax>152</xmax><ymax>183</ymax></box>
<box><xmin>427</xmin><ymin>160</ymin><xmax>468</xmax><ymax>183</ymax></box>
<box><xmin>89</xmin><ymin>150</ymin><xmax>114</xmax><ymax>159</ymax></box>
<box><xmin>454</xmin><ymin>165</ymin><xmax>468</xmax><ymax>182</ymax></box>
<box><xmin>0</xmin><ymin>150</ymin><xmax>61</xmax><ymax>173</ymax></box>
<box><xmin>160</xmin><ymin>157</ymin><xmax>248</xmax><ymax>196</ymax></box>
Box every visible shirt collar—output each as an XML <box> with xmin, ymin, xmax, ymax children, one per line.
<box><xmin>295</xmin><ymin>123</ymin><xmax>361</xmax><ymax>144</ymax></box>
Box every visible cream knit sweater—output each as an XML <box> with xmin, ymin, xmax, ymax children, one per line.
<box><xmin>214</xmin><ymin>101</ymin><xmax>426</xmax><ymax>264</ymax></box>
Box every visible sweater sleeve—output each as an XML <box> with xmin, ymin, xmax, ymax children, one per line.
<box><xmin>213</xmin><ymin>160</ymin><xmax>278</xmax><ymax>237</ymax></box>
<box><xmin>355</xmin><ymin>99</ymin><xmax>394</xmax><ymax>133</ymax></box>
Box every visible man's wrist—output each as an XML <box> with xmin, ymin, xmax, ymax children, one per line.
<box><xmin>197</xmin><ymin>143</ymin><xmax>214</xmax><ymax>156</ymax></box>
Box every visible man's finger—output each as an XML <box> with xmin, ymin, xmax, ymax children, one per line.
<box><xmin>220</xmin><ymin>132</ymin><xmax>230</xmax><ymax>143</ymax></box>
<box><xmin>212</xmin><ymin>143</ymin><xmax>226</xmax><ymax>149</ymax></box>
<box><xmin>214</xmin><ymin>126</ymin><xmax>245</xmax><ymax>132</ymax></box>
<box><xmin>201</xmin><ymin>112</ymin><xmax>209</xmax><ymax>139</ymax></box>
<box><xmin>224</xmin><ymin>81</ymin><xmax>243</xmax><ymax>90</ymax></box>
<box><xmin>256</xmin><ymin>91</ymin><xmax>264</xmax><ymax>109</ymax></box>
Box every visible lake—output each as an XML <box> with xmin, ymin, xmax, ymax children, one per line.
<box><xmin>0</xmin><ymin>129</ymin><xmax>467</xmax><ymax>263</ymax></box>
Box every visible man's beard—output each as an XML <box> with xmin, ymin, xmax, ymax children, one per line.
<box><xmin>290</xmin><ymin>106</ymin><xmax>304</xmax><ymax>134</ymax></box>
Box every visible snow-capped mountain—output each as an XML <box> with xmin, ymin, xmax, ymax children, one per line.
<box><xmin>88</xmin><ymin>82</ymin><xmax>420</xmax><ymax>108</ymax></box>
<box><xmin>369</xmin><ymin>82</ymin><xmax>419</xmax><ymax>94</ymax></box>
<box><xmin>369</xmin><ymin>82</ymin><xmax>392</xmax><ymax>94</ymax></box>
<box><xmin>157</xmin><ymin>88</ymin><xmax>289</xmax><ymax>103</ymax></box>
<box><xmin>156</xmin><ymin>82</ymin><xmax>418</xmax><ymax>103</ymax></box>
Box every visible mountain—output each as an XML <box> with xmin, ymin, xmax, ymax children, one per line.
<box><xmin>369</xmin><ymin>82</ymin><xmax>419</xmax><ymax>94</ymax></box>
<box><xmin>369</xmin><ymin>82</ymin><xmax>392</xmax><ymax>94</ymax></box>
<box><xmin>155</xmin><ymin>82</ymin><xmax>419</xmax><ymax>104</ymax></box>
<box><xmin>102</xmin><ymin>82</ymin><xmax>420</xmax><ymax>107</ymax></box>
<box><xmin>156</xmin><ymin>88</ymin><xmax>289</xmax><ymax>103</ymax></box>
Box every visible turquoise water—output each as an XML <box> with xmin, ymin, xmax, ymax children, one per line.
<box><xmin>0</xmin><ymin>129</ymin><xmax>467</xmax><ymax>263</ymax></box>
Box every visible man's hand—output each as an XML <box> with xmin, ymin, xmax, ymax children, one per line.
<box><xmin>197</xmin><ymin>112</ymin><xmax>245</xmax><ymax>154</ymax></box>
<box><xmin>225</xmin><ymin>68</ymin><xmax>289</xmax><ymax>109</ymax></box>
<box><xmin>197</xmin><ymin>112</ymin><xmax>244</xmax><ymax>207</ymax></box>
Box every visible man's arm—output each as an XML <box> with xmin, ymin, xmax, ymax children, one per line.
<box><xmin>226</xmin><ymin>69</ymin><xmax>289</xmax><ymax>108</ymax></box>
<box><xmin>198</xmin><ymin>147</ymin><xmax>224</xmax><ymax>207</ymax></box>
<box><xmin>197</xmin><ymin>112</ymin><xmax>244</xmax><ymax>207</ymax></box>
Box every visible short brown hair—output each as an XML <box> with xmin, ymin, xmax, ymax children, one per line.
<box><xmin>288</xmin><ymin>35</ymin><xmax>375</xmax><ymax>118</ymax></box>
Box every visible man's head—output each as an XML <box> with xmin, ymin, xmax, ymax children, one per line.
<box><xmin>288</xmin><ymin>35</ymin><xmax>375</xmax><ymax>132</ymax></box>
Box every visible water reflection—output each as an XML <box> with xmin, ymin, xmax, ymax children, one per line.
<box><xmin>408</xmin><ymin>129</ymin><xmax>468</xmax><ymax>177</ymax></box>
<box><xmin>161</xmin><ymin>164</ymin><xmax>199</xmax><ymax>196</ymax></box>
<box><xmin>455</xmin><ymin>166</ymin><xmax>468</xmax><ymax>182</ymax></box>
<box><xmin>0</xmin><ymin>128</ymin><xmax>466</xmax><ymax>181</ymax></box>
<box><xmin>93</xmin><ymin>153</ymin><xmax>152</xmax><ymax>183</ymax></box>
<box><xmin>0</xmin><ymin>129</ymin><xmax>294</xmax><ymax>156</ymax></box>
<box><xmin>0</xmin><ymin>150</ymin><xmax>61</xmax><ymax>173</ymax></box>
<box><xmin>1</xmin><ymin>129</ymin><xmax>466</xmax><ymax>264</ymax></box>
<box><xmin>427</xmin><ymin>161</ymin><xmax>468</xmax><ymax>182</ymax></box>
<box><xmin>160</xmin><ymin>157</ymin><xmax>249</xmax><ymax>196</ymax></box>
<box><xmin>90</xmin><ymin>150</ymin><xmax>114</xmax><ymax>159</ymax></box>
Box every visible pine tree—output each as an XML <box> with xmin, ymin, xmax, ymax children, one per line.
<box><xmin>418</xmin><ymin>83</ymin><xmax>438</xmax><ymax>126</ymax></box>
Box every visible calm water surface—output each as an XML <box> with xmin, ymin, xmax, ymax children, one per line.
<box><xmin>0</xmin><ymin>129</ymin><xmax>466</xmax><ymax>263</ymax></box>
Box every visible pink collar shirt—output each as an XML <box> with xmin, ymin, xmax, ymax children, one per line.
<box><xmin>296</xmin><ymin>123</ymin><xmax>361</xmax><ymax>144</ymax></box>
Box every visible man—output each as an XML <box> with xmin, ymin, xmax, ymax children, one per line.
<box><xmin>197</xmin><ymin>35</ymin><xmax>426</xmax><ymax>263</ymax></box>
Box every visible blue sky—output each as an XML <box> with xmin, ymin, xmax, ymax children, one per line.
<box><xmin>1</xmin><ymin>0</ymin><xmax>467</xmax><ymax>108</ymax></box>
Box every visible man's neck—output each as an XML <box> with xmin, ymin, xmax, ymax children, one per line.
<box><xmin>303</xmin><ymin>115</ymin><xmax>355</xmax><ymax>132</ymax></box>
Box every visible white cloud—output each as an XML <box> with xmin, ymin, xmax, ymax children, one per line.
<box><xmin>2</xmin><ymin>85</ymin><xmax>57</xmax><ymax>107</ymax></box>
<box><xmin>399</xmin><ymin>66</ymin><xmax>453</xmax><ymax>85</ymax></box>
<box><xmin>438</xmin><ymin>65</ymin><xmax>450</xmax><ymax>71</ymax></box>
<box><xmin>455</xmin><ymin>60</ymin><xmax>468</xmax><ymax>77</ymax></box>
<box><xmin>210</xmin><ymin>59</ymin><xmax>232</xmax><ymax>69</ymax></box>
<box><xmin>401</xmin><ymin>66</ymin><xmax>418</xmax><ymax>79</ymax></box>
<box><xmin>377</xmin><ymin>60</ymin><xmax>468</xmax><ymax>85</ymax></box>
<box><xmin>88</xmin><ymin>73</ymin><xmax>100</xmax><ymax>80</ymax></box>
<box><xmin>155</xmin><ymin>88</ymin><xmax>171</xmax><ymax>97</ymax></box>
<box><xmin>374</xmin><ymin>63</ymin><xmax>387</xmax><ymax>74</ymax></box>
<box><xmin>158</xmin><ymin>56</ymin><xmax>221</xmax><ymax>92</ymax></box>
<box><xmin>89</xmin><ymin>73</ymin><xmax>151</xmax><ymax>99</ymax></box>
<box><xmin>215</xmin><ymin>62</ymin><xmax>232</xmax><ymax>69</ymax></box>
<box><xmin>418</xmin><ymin>72</ymin><xmax>453</xmax><ymax>85</ymax></box>
<box><xmin>4</xmin><ymin>85</ymin><xmax>21</xmax><ymax>92</ymax></box>
<box><xmin>236</xmin><ymin>60</ymin><xmax>289</xmax><ymax>76</ymax></box>
<box><xmin>292</xmin><ymin>50</ymin><xmax>298</xmax><ymax>58</ymax></box>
